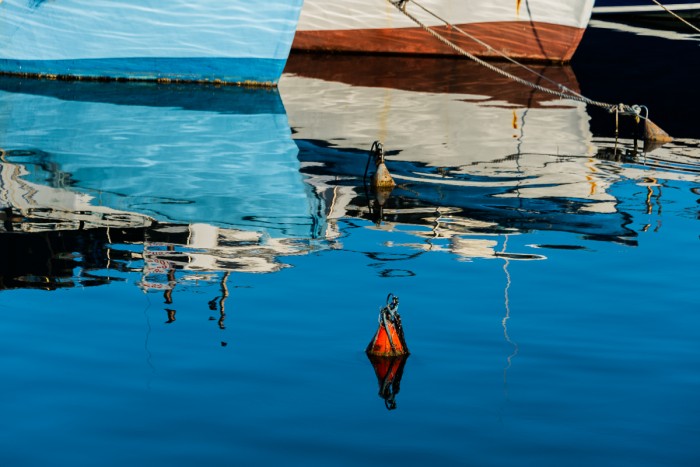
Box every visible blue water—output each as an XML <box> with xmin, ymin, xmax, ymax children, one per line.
<box><xmin>1</xmin><ymin>25</ymin><xmax>699</xmax><ymax>467</ymax></box>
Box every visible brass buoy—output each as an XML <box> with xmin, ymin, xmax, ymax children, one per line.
<box><xmin>372</xmin><ymin>161</ymin><xmax>396</xmax><ymax>189</ymax></box>
<box><xmin>644</xmin><ymin>119</ymin><xmax>673</xmax><ymax>143</ymax></box>
<box><xmin>367</xmin><ymin>141</ymin><xmax>396</xmax><ymax>190</ymax></box>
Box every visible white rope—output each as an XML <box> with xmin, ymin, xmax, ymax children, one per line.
<box><xmin>387</xmin><ymin>0</ymin><xmax>645</xmax><ymax>118</ymax></box>
<box><xmin>651</xmin><ymin>0</ymin><xmax>700</xmax><ymax>34</ymax></box>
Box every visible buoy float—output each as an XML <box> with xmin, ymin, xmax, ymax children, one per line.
<box><xmin>366</xmin><ymin>293</ymin><xmax>409</xmax><ymax>357</ymax></box>
<box><xmin>366</xmin><ymin>293</ymin><xmax>409</xmax><ymax>410</ymax></box>
<box><xmin>367</xmin><ymin>141</ymin><xmax>396</xmax><ymax>190</ymax></box>
<box><xmin>372</xmin><ymin>160</ymin><xmax>396</xmax><ymax>189</ymax></box>
<box><xmin>644</xmin><ymin>119</ymin><xmax>673</xmax><ymax>144</ymax></box>
<box><xmin>612</xmin><ymin>105</ymin><xmax>672</xmax><ymax>147</ymax></box>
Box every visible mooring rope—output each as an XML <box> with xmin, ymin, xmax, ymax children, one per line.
<box><xmin>387</xmin><ymin>0</ymin><xmax>646</xmax><ymax>119</ymax></box>
<box><xmin>406</xmin><ymin>0</ymin><xmax>590</xmax><ymax>101</ymax></box>
<box><xmin>651</xmin><ymin>0</ymin><xmax>700</xmax><ymax>34</ymax></box>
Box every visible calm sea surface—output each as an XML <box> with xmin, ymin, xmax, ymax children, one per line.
<box><xmin>1</xmin><ymin>24</ymin><xmax>699</xmax><ymax>466</ymax></box>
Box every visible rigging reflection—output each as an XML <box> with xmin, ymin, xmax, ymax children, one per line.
<box><xmin>500</xmin><ymin>235</ymin><xmax>518</xmax><ymax>397</ymax></box>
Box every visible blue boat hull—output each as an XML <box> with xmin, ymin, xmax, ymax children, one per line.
<box><xmin>0</xmin><ymin>0</ymin><xmax>303</xmax><ymax>85</ymax></box>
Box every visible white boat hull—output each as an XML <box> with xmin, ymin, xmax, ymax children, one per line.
<box><xmin>294</xmin><ymin>0</ymin><xmax>595</xmax><ymax>62</ymax></box>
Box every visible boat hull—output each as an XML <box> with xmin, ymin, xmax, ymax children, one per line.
<box><xmin>293</xmin><ymin>0</ymin><xmax>595</xmax><ymax>62</ymax></box>
<box><xmin>0</xmin><ymin>0</ymin><xmax>303</xmax><ymax>85</ymax></box>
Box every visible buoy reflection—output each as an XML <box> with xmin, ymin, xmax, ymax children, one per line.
<box><xmin>366</xmin><ymin>353</ymin><xmax>409</xmax><ymax>411</ymax></box>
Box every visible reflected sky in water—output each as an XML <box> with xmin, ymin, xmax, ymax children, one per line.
<box><xmin>1</xmin><ymin>26</ymin><xmax>699</xmax><ymax>467</ymax></box>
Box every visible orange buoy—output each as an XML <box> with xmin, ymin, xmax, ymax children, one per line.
<box><xmin>366</xmin><ymin>294</ymin><xmax>409</xmax><ymax>357</ymax></box>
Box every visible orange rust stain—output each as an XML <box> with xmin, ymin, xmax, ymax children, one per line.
<box><xmin>586</xmin><ymin>175</ymin><xmax>598</xmax><ymax>195</ymax></box>
<box><xmin>516</xmin><ymin>0</ymin><xmax>522</xmax><ymax>16</ymax></box>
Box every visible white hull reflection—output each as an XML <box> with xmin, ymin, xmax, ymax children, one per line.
<box><xmin>280</xmin><ymin>55</ymin><xmax>606</xmax><ymax>205</ymax></box>
<box><xmin>0</xmin><ymin>158</ymin><xmax>153</xmax><ymax>232</ymax></box>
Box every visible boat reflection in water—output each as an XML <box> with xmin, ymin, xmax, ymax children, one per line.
<box><xmin>0</xmin><ymin>78</ymin><xmax>325</xmax><ymax>316</ymax></box>
<box><xmin>3</xmin><ymin>58</ymin><xmax>694</xmax><ymax>287</ymax></box>
<box><xmin>281</xmin><ymin>53</ymin><xmax>697</xmax><ymax>259</ymax></box>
